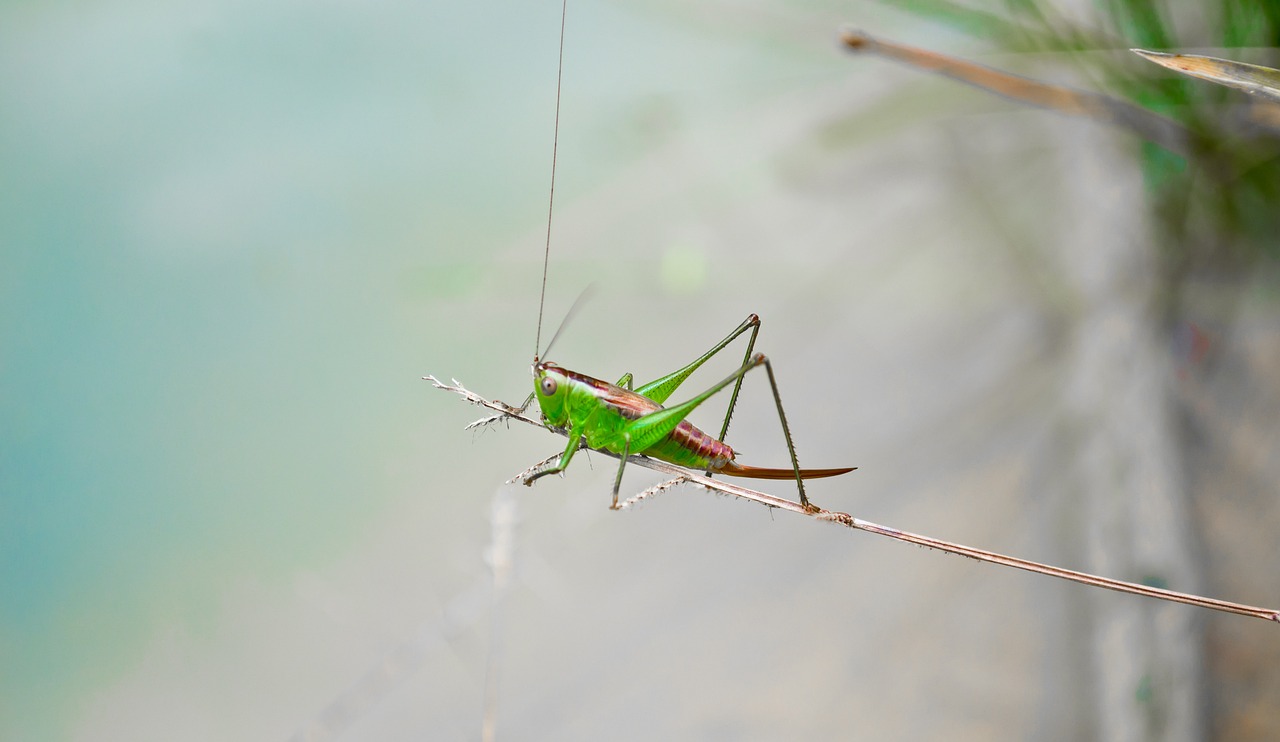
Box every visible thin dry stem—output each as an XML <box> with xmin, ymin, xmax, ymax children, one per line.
<box><xmin>617</xmin><ymin>476</ymin><xmax>688</xmax><ymax>510</ymax></box>
<box><xmin>505</xmin><ymin>452</ymin><xmax>564</xmax><ymax>485</ymax></box>
<box><xmin>426</xmin><ymin>375</ymin><xmax>1280</xmax><ymax>624</ymax></box>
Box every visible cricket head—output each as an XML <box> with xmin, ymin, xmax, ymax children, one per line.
<box><xmin>532</xmin><ymin>360</ymin><xmax>571</xmax><ymax>428</ymax></box>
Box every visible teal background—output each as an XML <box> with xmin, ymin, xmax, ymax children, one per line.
<box><xmin>5</xmin><ymin>2</ymin><xmax>1279</xmax><ymax>740</ymax></box>
<box><xmin>2</xmin><ymin>2</ymin><xmax>878</xmax><ymax>738</ymax></box>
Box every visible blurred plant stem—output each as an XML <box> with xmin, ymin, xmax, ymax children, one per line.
<box><xmin>880</xmin><ymin>0</ymin><xmax>1280</xmax><ymax>278</ymax></box>
<box><xmin>850</xmin><ymin>2</ymin><xmax>1278</xmax><ymax>740</ymax></box>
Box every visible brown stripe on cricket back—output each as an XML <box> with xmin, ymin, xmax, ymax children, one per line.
<box><xmin>537</xmin><ymin>363</ymin><xmax>622</xmax><ymax>402</ymax></box>
<box><xmin>558</xmin><ymin>368</ymin><xmax>663</xmax><ymax>419</ymax></box>
<box><xmin>557</xmin><ymin>367</ymin><xmax>617</xmax><ymax>393</ymax></box>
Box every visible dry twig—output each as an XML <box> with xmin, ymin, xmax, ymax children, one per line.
<box><xmin>427</xmin><ymin>375</ymin><xmax>1279</xmax><ymax>624</ymax></box>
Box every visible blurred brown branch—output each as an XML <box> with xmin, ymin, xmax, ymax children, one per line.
<box><xmin>840</xmin><ymin>29</ymin><xmax>1202</xmax><ymax>161</ymax></box>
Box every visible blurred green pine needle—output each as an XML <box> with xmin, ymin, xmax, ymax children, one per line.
<box><xmin>877</xmin><ymin>0</ymin><xmax>1280</xmax><ymax>271</ymax></box>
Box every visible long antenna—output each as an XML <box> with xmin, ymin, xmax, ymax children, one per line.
<box><xmin>539</xmin><ymin>284</ymin><xmax>594</xmax><ymax>361</ymax></box>
<box><xmin>534</xmin><ymin>0</ymin><xmax>568</xmax><ymax>360</ymax></box>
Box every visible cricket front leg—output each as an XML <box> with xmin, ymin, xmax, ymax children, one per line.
<box><xmin>523</xmin><ymin>426</ymin><xmax>584</xmax><ymax>485</ymax></box>
<box><xmin>511</xmin><ymin>390</ymin><xmax>536</xmax><ymax>415</ymax></box>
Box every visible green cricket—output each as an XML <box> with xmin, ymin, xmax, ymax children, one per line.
<box><xmin>510</xmin><ymin>0</ymin><xmax>855</xmax><ymax>511</ymax></box>
<box><xmin>521</xmin><ymin>312</ymin><xmax>857</xmax><ymax>511</ymax></box>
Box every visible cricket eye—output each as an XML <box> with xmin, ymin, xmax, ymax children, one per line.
<box><xmin>540</xmin><ymin>376</ymin><xmax>558</xmax><ymax>396</ymax></box>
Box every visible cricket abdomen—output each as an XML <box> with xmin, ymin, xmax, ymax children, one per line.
<box><xmin>643</xmin><ymin>420</ymin><xmax>734</xmax><ymax>471</ymax></box>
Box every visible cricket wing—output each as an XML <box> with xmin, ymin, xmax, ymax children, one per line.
<box><xmin>718</xmin><ymin>461</ymin><xmax>856</xmax><ymax>480</ymax></box>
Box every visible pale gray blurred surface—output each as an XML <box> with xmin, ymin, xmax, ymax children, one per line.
<box><xmin>4</xmin><ymin>2</ymin><xmax>1278</xmax><ymax>741</ymax></box>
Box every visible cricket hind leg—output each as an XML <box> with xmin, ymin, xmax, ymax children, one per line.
<box><xmin>632</xmin><ymin>352</ymin><xmax>822</xmax><ymax>512</ymax></box>
<box><xmin>634</xmin><ymin>314</ymin><xmax>760</xmax><ymax>408</ymax></box>
<box><xmin>712</xmin><ymin>354</ymin><xmax>826</xmax><ymax>511</ymax></box>
<box><xmin>601</xmin><ymin>357</ymin><xmax>765</xmax><ymax>510</ymax></box>
<box><xmin>696</xmin><ymin>322</ymin><xmax>827</xmax><ymax>512</ymax></box>
<box><xmin>713</xmin><ymin>316</ymin><xmax>760</xmax><ymax>446</ymax></box>
<box><xmin>619</xmin><ymin>352</ymin><xmax>826</xmax><ymax>512</ymax></box>
<box><xmin>633</xmin><ymin>314</ymin><xmax>761</xmax><ymax>470</ymax></box>
<box><xmin>623</xmin><ymin>354</ymin><xmax>767</xmax><ymax>456</ymax></box>
<box><xmin>759</xmin><ymin>356</ymin><xmax>817</xmax><ymax>511</ymax></box>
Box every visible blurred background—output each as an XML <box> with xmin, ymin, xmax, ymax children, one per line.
<box><xmin>3</xmin><ymin>1</ymin><xmax>1278</xmax><ymax>740</ymax></box>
